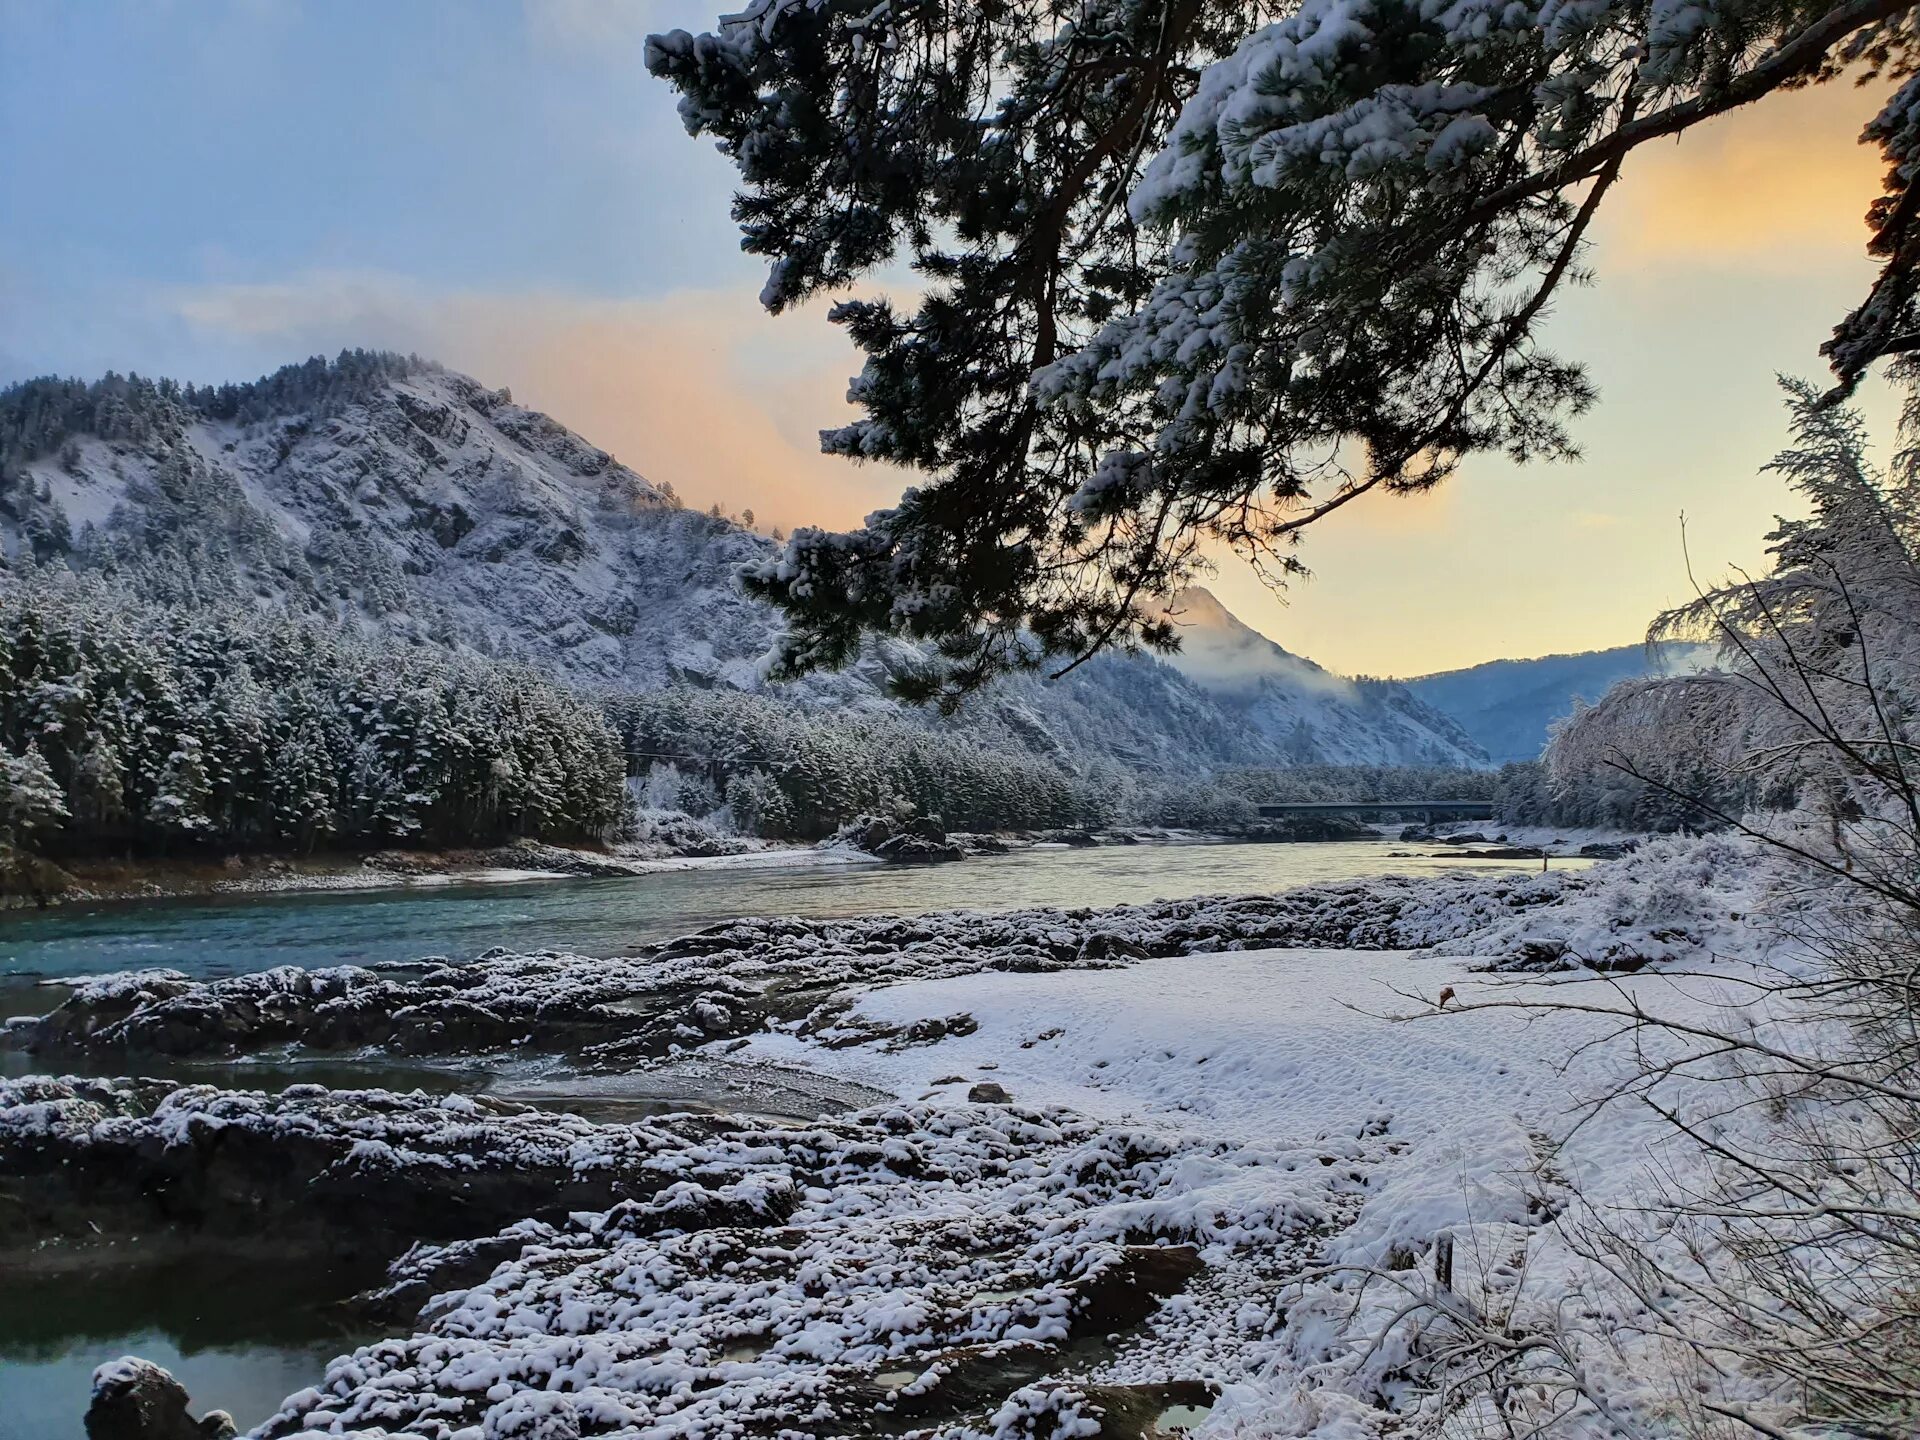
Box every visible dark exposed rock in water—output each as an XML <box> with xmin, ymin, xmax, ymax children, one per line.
<box><xmin>873</xmin><ymin>831</ymin><xmax>967</xmax><ymax>863</ymax></box>
<box><xmin>1579</xmin><ymin>840</ymin><xmax>1635</xmax><ymax>859</ymax></box>
<box><xmin>953</xmin><ymin>832</ymin><xmax>1012</xmax><ymax>854</ymax></box>
<box><xmin>86</xmin><ymin>1358</ymin><xmax>235</xmax><ymax>1440</ymax></box>
<box><xmin>840</xmin><ymin>814</ymin><xmax>965</xmax><ymax>863</ymax></box>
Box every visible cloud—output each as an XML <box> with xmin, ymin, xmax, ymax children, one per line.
<box><xmin>1599</xmin><ymin>79</ymin><xmax>1886</xmax><ymax>267</ymax></box>
<box><xmin>166</xmin><ymin>271</ymin><xmax>906</xmax><ymax>533</ymax></box>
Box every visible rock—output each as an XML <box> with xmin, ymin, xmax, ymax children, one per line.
<box><xmin>1399</xmin><ymin>825</ymin><xmax>1435</xmax><ymax>842</ymax></box>
<box><xmin>1078</xmin><ymin>932</ymin><xmax>1148</xmax><ymax>962</ymax></box>
<box><xmin>873</xmin><ymin>833</ymin><xmax>965</xmax><ymax>864</ymax></box>
<box><xmin>1511</xmin><ymin>938</ymin><xmax>1572</xmax><ymax>969</ymax></box>
<box><xmin>1579</xmin><ymin>841</ymin><xmax>1633</xmax><ymax>859</ymax></box>
<box><xmin>86</xmin><ymin>1358</ymin><xmax>236</xmax><ymax>1440</ymax></box>
<box><xmin>905</xmin><ymin>816</ymin><xmax>948</xmax><ymax>842</ymax></box>
<box><xmin>852</xmin><ymin>817</ymin><xmax>894</xmax><ymax>850</ymax></box>
<box><xmin>968</xmin><ymin>1081</ymin><xmax>1013</xmax><ymax>1104</ymax></box>
<box><xmin>0</xmin><ymin>1077</ymin><xmax>746</xmax><ymax>1256</ymax></box>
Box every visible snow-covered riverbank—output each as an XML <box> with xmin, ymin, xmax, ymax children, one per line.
<box><xmin>1</xmin><ymin>835</ymin><xmax>1809</xmax><ymax>1438</ymax></box>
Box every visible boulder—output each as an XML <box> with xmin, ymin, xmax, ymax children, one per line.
<box><xmin>86</xmin><ymin>1358</ymin><xmax>235</xmax><ymax>1440</ymax></box>
<box><xmin>873</xmin><ymin>833</ymin><xmax>965</xmax><ymax>864</ymax></box>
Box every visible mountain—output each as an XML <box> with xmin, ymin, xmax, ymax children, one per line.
<box><xmin>0</xmin><ymin>352</ymin><xmax>1485</xmax><ymax>773</ymax></box>
<box><xmin>1401</xmin><ymin>644</ymin><xmax>1714</xmax><ymax>764</ymax></box>
<box><xmin>1155</xmin><ymin>588</ymin><xmax>1488</xmax><ymax>767</ymax></box>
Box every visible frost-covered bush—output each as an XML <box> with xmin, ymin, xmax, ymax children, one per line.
<box><xmin>1425</xmin><ymin>833</ymin><xmax>1781</xmax><ymax>969</ymax></box>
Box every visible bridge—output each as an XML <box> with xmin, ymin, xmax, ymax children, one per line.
<box><xmin>1256</xmin><ymin>800</ymin><xmax>1493</xmax><ymax>822</ymax></box>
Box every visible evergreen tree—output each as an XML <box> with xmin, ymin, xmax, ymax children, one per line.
<box><xmin>1</xmin><ymin>744</ymin><xmax>70</xmax><ymax>845</ymax></box>
<box><xmin>649</xmin><ymin>0</ymin><xmax>1920</xmax><ymax>697</ymax></box>
<box><xmin>148</xmin><ymin>735</ymin><xmax>215</xmax><ymax>841</ymax></box>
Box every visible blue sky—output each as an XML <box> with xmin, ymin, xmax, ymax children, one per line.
<box><xmin>0</xmin><ymin>0</ymin><xmax>1901</xmax><ymax>673</ymax></box>
<box><xmin>1</xmin><ymin>0</ymin><xmax>750</xmax><ymax>378</ymax></box>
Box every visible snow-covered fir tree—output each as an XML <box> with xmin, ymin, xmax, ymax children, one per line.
<box><xmin>0</xmin><ymin>573</ymin><xmax>627</xmax><ymax>855</ymax></box>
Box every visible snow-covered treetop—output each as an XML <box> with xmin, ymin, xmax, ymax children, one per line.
<box><xmin>0</xmin><ymin>350</ymin><xmax>445</xmax><ymax>468</ymax></box>
<box><xmin>648</xmin><ymin>0</ymin><xmax>1920</xmax><ymax>697</ymax></box>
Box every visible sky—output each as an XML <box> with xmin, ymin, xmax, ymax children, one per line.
<box><xmin>0</xmin><ymin>0</ymin><xmax>1900</xmax><ymax>676</ymax></box>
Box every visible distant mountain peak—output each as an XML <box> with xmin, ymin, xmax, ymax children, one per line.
<box><xmin>1153</xmin><ymin>587</ymin><xmax>1486</xmax><ymax>766</ymax></box>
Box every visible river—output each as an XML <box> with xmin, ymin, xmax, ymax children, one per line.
<box><xmin>0</xmin><ymin>838</ymin><xmax>1564</xmax><ymax>986</ymax></box>
<box><xmin>0</xmin><ymin>838</ymin><xmax>1573</xmax><ymax>1438</ymax></box>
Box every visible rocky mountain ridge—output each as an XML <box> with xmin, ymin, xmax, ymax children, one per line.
<box><xmin>0</xmin><ymin>353</ymin><xmax>1488</xmax><ymax>772</ymax></box>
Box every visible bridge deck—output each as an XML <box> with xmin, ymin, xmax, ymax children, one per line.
<box><xmin>1254</xmin><ymin>800</ymin><xmax>1493</xmax><ymax>818</ymax></box>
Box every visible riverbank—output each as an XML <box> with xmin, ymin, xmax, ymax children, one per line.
<box><xmin>0</xmin><ymin>837</ymin><xmax>819</xmax><ymax>912</ymax></box>
<box><xmin>0</xmin><ymin>834</ymin><xmax>1790</xmax><ymax>1438</ymax></box>
<box><xmin>0</xmin><ymin>825</ymin><xmax>1266</xmax><ymax>912</ymax></box>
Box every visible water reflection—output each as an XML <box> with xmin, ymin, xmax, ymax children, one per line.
<box><xmin>0</xmin><ymin>1250</ymin><xmax>384</xmax><ymax>1440</ymax></box>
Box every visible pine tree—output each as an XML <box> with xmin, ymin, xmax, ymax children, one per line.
<box><xmin>147</xmin><ymin>735</ymin><xmax>215</xmax><ymax>840</ymax></box>
<box><xmin>650</xmin><ymin>0</ymin><xmax>1920</xmax><ymax>698</ymax></box>
<box><xmin>1</xmin><ymin>744</ymin><xmax>70</xmax><ymax>845</ymax></box>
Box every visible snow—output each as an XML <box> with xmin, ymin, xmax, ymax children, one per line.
<box><xmin>2</xmin><ymin>833</ymin><xmax>1852</xmax><ymax>1437</ymax></box>
<box><xmin>140</xmin><ymin>926</ymin><xmax>1784</xmax><ymax>1439</ymax></box>
<box><xmin>724</xmin><ymin>925</ymin><xmax>1798</xmax><ymax>1431</ymax></box>
<box><xmin>4</xmin><ymin>357</ymin><xmax>1499</xmax><ymax>772</ymax></box>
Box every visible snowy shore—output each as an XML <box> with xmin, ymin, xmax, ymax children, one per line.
<box><xmin>0</xmin><ymin>835</ymin><xmax>1796</xmax><ymax>1438</ymax></box>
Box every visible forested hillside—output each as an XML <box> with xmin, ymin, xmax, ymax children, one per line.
<box><xmin>0</xmin><ymin>575</ymin><xmax>626</xmax><ymax>858</ymax></box>
<box><xmin>0</xmin><ymin>354</ymin><xmax>1503</xmax><ymax>861</ymax></box>
<box><xmin>1403</xmin><ymin>644</ymin><xmax>1711</xmax><ymax>763</ymax></box>
<box><xmin>0</xmin><ymin>354</ymin><xmax>1487</xmax><ymax>775</ymax></box>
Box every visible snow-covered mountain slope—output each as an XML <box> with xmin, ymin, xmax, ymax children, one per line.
<box><xmin>1401</xmin><ymin>643</ymin><xmax>1715</xmax><ymax>763</ymax></box>
<box><xmin>0</xmin><ymin>354</ymin><xmax>1485</xmax><ymax>772</ymax></box>
<box><xmin>1156</xmin><ymin>587</ymin><xmax>1488</xmax><ymax>767</ymax></box>
<box><xmin>2</xmin><ymin>355</ymin><xmax>800</xmax><ymax>695</ymax></box>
